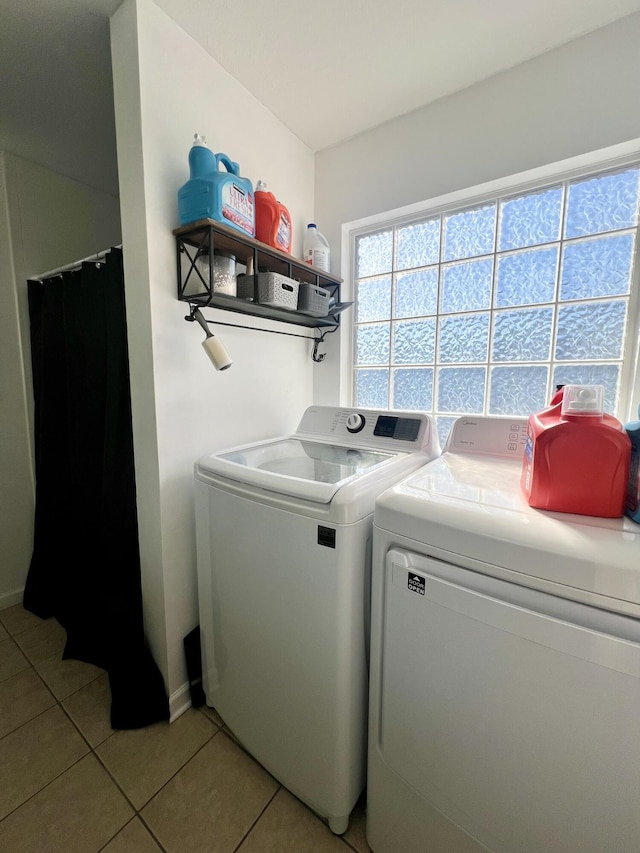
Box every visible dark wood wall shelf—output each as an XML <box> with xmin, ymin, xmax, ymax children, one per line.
<box><xmin>174</xmin><ymin>219</ymin><xmax>350</xmax><ymax>331</ymax></box>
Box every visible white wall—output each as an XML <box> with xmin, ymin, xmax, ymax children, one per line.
<box><xmin>0</xmin><ymin>151</ymin><xmax>121</xmax><ymax>611</ymax></box>
<box><xmin>110</xmin><ymin>0</ymin><xmax>316</xmax><ymax>716</ymax></box>
<box><xmin>314</xmin><ymin>12</ymin><xmax>640</xmax><ymax>403</ymax></box>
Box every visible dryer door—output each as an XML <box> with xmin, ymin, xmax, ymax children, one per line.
<box><xmin>373</xmin><ymin>547</ymin><xmax>640</xmax><ymax>853</ymax></box>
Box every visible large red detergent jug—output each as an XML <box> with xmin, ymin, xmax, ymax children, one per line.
<box><xmin>254</xmin><ymin>180</ymin><xmax>292</xmax><ymax>253</ymax></box>
<box><xmin>177</xmin><ymin>134</ymin><xmax>255</xmax><ymax>237</ymax></box>
<box><xmin>521</xmin><ymin>384</ymin><xmax>631</xmax><ymax>517</ymax></box>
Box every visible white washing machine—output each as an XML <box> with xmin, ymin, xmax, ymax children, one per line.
<box><xmin>367</xmin><ymin>416</ymin><xmax>640</xmax><ymax>853</ymax></box>
<box><xmin>194</xmin><ymin>405</ymin><xmax>439</xmax><ymax>834</ymax></box>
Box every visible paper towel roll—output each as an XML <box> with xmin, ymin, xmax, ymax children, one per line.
<box><xmin>202</xmin><ymin>335</ymin><xmax>232</xmax><ymax>371</ymax></box>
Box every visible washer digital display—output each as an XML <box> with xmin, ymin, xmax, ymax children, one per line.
<box><xmin>374</xmin><ymin>416</ymin><xmax>421</xmax><ymax>442</ymax></box>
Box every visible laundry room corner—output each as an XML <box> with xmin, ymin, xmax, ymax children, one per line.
<box><xmin>0</xmin><ymin>150</ymin><xmax>121</xmax><ymax>614</ymax></box>
<box><xmin>110</xmin><ymin>0</ymin><xmax>317</xmax><ymax>718</ymax></box>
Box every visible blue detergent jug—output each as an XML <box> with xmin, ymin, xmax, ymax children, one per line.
<box><xmin>624</xmin><ymin>405</ymin><xmax>640</xmax><ymax>523</ymax></box>
<box><xmin>178</xmin><ymin>134</ymin><xmax>255</xmax><ymax>237</ymax></box>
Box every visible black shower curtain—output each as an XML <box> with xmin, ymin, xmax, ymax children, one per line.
<box><xmin>25</xmin><ymin>248</ymin><xmax>169</xmax><ymax>729</ymax></box>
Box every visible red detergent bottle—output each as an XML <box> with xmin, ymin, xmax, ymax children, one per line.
<box><xmin>521</xmin><ymin>384</ymin><xmax>631</xmax><ymax>517</ymax></box>
<box><xmin>254</xmin><ymin>180</ymin><xmax>292</xmax><ymax>254</ymax></box>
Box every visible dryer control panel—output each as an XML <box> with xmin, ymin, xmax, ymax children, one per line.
<box><xmin>445</xmin><ymin>416</ymin><xmax>528</xmax><ymax>457</ymax></box>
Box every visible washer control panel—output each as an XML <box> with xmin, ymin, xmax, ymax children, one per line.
<box><xmin>296</xmin><ymin>407</ymin><xmax>435</xmax><ymax>452</ymax></box>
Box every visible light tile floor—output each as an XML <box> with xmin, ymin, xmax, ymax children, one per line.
<box><xmin>0</xmin><ymin>604</ymin><xmax>371</xmax><ymax>853</ymax></box>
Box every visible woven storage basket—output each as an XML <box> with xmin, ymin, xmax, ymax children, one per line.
<box><xmin>236</xmin><ymin>272</ymin><xmax>299</xmax><ymax>310</ymax></box>
<box><xmin>297</xmin><ymin>282</ymin><xmax>330</xmax><ymax>317</ymax></box>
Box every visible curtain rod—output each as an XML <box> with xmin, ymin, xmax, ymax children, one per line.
<box><xmin>29</xmin><ymin>244</ymin><xmax>123</xmax><ymax>282</ymax></box>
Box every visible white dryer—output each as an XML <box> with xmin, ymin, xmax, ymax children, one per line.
<box><xmin>368</xmin><ymin>416</ymin><xmax>640</xmax><ymax>853</ymax></box>
<box><xmin>194</xmin><ymin>406</ymin><xmax>439</xmax><ymax>834</ymax></box>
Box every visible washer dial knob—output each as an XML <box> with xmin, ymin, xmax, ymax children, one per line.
<box><xmin>346</xmin><ymin>413</ymin><xmax>366</xmax><ymax>433</ymax></box>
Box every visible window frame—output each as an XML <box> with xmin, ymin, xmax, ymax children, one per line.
<box><xmin>342</xmin><ymin>140</ymin><xmax>640</xmax><ymax>423</ymax></box>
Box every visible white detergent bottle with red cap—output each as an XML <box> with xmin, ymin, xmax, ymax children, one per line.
<box><xmin>521</xmin><ymin>384</ymin><xmax>631</xmax><ymax>517</ymax></box>
<box><xmin>303</xmin><ymin>224</ymin><xmax>330</xmax><ymax>272</ymax></box>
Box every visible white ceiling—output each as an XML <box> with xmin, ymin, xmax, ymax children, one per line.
<box><xmin>2</xmin><ymin>0</ymin><xmax>640</xmax><ymax>196</ymax></box>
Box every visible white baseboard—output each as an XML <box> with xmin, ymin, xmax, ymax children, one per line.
<box><xmin>169</xmin><ymin>681</ymin><xmax>192</xmax><ymax>723</ymax></box>
<box><xmin>0</xmin><ymin>587</ymin><xmax>24</xmax><ymax>612</ymax></box>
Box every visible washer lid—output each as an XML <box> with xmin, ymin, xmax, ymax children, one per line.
<box><xmin>375</xmin><ymin>452</ymin><xmax>640</xmax><ymax>608</ymax></box>
<box><xmin>197</xmin><ymin>436</ymin><xmax>400</xmax><ymax>502</ymax></box>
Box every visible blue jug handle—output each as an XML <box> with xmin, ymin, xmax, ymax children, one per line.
<box><xmin>214</xmin><ymin>153</ymin><xmax>240</xmax><ymax>176</ymax></box>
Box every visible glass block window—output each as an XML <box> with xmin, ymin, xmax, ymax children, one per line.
<box><xmin>352</xmin><ymin>164</ymin><xmax>640</xmax><ymax>447</ymax></box>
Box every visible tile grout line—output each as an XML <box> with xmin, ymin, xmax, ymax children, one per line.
<box><xmin>0</xmin><ymin>612</ymin><xmax>54</xmax><ymax>641</ymax></box>
<box><xmin>134</xmin><ymin>731</ymin><xmax>365</xmax><ymax>853</ymax></box>
<box><xmin>0</xmin><ymin>632</ymin><xmax>31</xmax><ymax>687</ymax></box>
<box><xmin>99</xmin><ymin>724</ymin><xmax>219</xmax><ymax>810</ymax></box>
<box><xmin>341</xmin><ymin>834</ymin><xmax>365</xmax><ymax>851</ymax></box>
<box><xmin>0</xmin><ymin>656</ymin><xmax>61</xmax><ymax>741</ymax></box>
<box><xmin>58</xmin><ymin>697</ymin><xmax>174</xmax><ymax>853</ymax></box>
<box><xmin>218</xmin><ymin>721</ymin><xmax>367</xmax><ymax>852</ymax></box>
<box><xmin>0</xmin><ymin>752</ymin><xmax>91</xmax><ymax>826</ymax></box>
<box><xmin>58</xmin><ymin>675</ymin><xmax>173</xmax><ymax>852</ymax></box>
<box><xmin>134</xmin><ymin>812</ymin><xmax>170</xmax><ymax>853</ymax></box>
<box><xmin>89</xmin><ymin>712</ymin><xmax>223</xmax><ymax>850</ymax></box>
<box><xmin>0</xmin><ymin>700</ymin><xmax>59</xmax><ymax>745</ymax></box>
<box><xmin>231</xmin><ymin>784</ymin><xmax>282</xmax><ymax>853</ymax></box>
<box><xmin>0</xmin><ymin>665</ymin><xmax>91</xmax><ymax>825</ymax></box>
<box><xmin>94</xmin><ymin>816</ymin><xmax>149</xmax><ymax>853</ymax></box>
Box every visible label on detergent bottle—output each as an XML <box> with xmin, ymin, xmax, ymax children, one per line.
<box><xmin>304</xmin><ymin>248</ymin><xmax>330</xmax><ymax>271</ymax></box>
<box><xmin>277</xmin><ymin>213</ymin><xmax>292</xmax><ymax>252</ymax></box>
<box><xmin>222</xmin><ymin>183</ymin><xmax>255</xmax><ymax>236</ymax></box>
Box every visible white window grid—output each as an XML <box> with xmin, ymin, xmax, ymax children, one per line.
<box><xmin>350</xmin><ymin>160</ymin><xmax>640</xmax><ymax>434</ymax></box>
